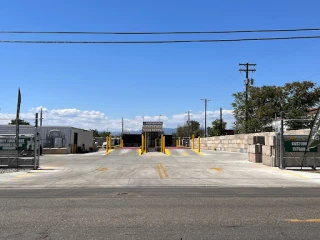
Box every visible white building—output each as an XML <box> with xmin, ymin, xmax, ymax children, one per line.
<box><xmin>0</xmin><ymin>125</ymin><xmax>93</xmax><ymax>154</ymax></box>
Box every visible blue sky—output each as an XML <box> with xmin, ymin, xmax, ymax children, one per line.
<box><xmin>0</xmin><ymin>0</ymin><xmax>319</xmax><ymax>131</ymax></box>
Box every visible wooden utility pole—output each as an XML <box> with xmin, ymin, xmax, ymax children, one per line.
<box><xmin>239</xmin><ymin>63</ymin><xmax>256</xmax><ymax>133</ymax></box>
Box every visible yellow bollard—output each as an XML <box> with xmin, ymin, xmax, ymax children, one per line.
<box><xmin>141</xmin><ymin>134</ymin><xmax>144</xmax><ymax>154</ymax></box>
<box><xmin>178</xmin><ymin>137</ymin><xmax>180</xmax><ymax>147</ymax></box>
<box><xmin>109</xmin><ymin>134</ymin><xmax>112</xmax><ymax>150</ymax></box>
<box><xmin>192</xmin><ymin>134</ymin><xmax>195</xmax><ymax>149</ymax></box>
<box><xmin>144</xmin><ymin>132</ymin><xmax>147</xmax><ymax>153</ymax></box>
<box><xmin>198</xmin><ymin>136</ymin><xmax>200</xmax><ymax>153</ymax></box>
<box><xmin>163</xmin><ymin>136</ymin><xmax>166</xmax><ymax>153</ymax></box>
<box><xmin>106</xmin><ymin>136</ymin><xmax>109</xmax><ymax>153</ymax></box>
<box><xmin>161</xmin><ymin>135</ymin><xmax>164</xmax><ymax>153</ymax></box>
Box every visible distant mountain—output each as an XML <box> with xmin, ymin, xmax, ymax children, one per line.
<box><xmin>163</xmin><ymin>128</ymin><xmax>176</xmax><ymax>134</ymax></box>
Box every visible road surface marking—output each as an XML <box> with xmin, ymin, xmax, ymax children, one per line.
<box><xmin>286</xmin><ymin>219</ymin><xmax>320</xmax><ymax>223</ymax></box>
<box><xmin>156</xmin><ymin>164</ymin><xmax>163</xmax><ymax>179</ymax></box>
<box><xmin>13</xmin><ymin>172</ymin><xmax>35</xmax><ymax>180</ymax></box>
<box><xmin>252</xmin><ymin>164</ymin><xmax>268</xmax><ymax>168</ymax></box>
<box><xmin>276</xmin><ymin>169</ymin><xmax>309</xmax><ymax>179</ymax></box>
<box><xmin>211</xmin><ymin>167</ymin><xmax>223</xmax><ymax>172</ymax></box>
<box><xmin>182</xmin><ymin>152</ymin><xmax>188</xmax><ymax>156</ymax></box>
<box><xmin>192</xmin><ymin>149</ymin><xmax>203</xmax><ymax>156</ymax></box>
<box><xmin>160</xmin><ymin>164</ymin><xmax>169</xmax><ymax>178</ymax></box>
<box><xmin>121</xmin><ymin>153</ymin><xmax>126</xmax><ymax>156</ymax></box>
<box><xmin>97</xmin><ymin>167</ymin><xmax>108</xmax><ymax>171</ymax></box>
<box><xmin>106</xmin><ymin>149</ymin><xmax>114</xmax><ymax>155</ymax></box>
<box><xmin>165</xmin><ymin>149</ymin><xmax>171</xmax><ymax>156</ymax></box>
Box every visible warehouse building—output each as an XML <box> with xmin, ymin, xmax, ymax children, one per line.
<box><xmin>0</xmin><ymin>125</ymin><xmax>93</xmax><ymax>154</ymax></box>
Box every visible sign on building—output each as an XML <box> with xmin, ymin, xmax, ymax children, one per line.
<box><xmin>142</xmin><ymin>121</ymin><xmax>163</xmax><ymax>132</ymax></box>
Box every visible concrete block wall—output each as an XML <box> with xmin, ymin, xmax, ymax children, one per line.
<box><xmin>195</xmin><ymin>134</ymin><xmax>251</xmax><ymax>153</ymax></box>
<box><xmin>196</xmin><ymin>129</ymin><xmax>310</xmax><ymax>167</ymax></box>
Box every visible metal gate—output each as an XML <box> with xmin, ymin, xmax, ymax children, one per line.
<box><xmin>0</xmin><ymin>134</ymin><xmax>39</xmax><ymax>168</ymax></box>
<box><xmin>275</xmin><ymin>114</ymin><xmax>320</xmax><ymax>169</ymax></box>
<box><xmin>277</xmin><ymin>134</ymin><xmax>320</xmax><ymax>169</ymax></box>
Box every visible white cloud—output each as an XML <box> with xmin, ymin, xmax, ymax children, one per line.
<box><xmin>0</xmin><ymin>107</ymin><xmax>235</xmax><ymax>131</ymax></box>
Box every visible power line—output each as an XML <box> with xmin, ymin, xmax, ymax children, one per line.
<box><xmin>2</xmin><ymin>28</ymin><xmax>320</xmax><ymax>35</ymax></box>
<box><xmin>1</xmin><ymin>35</ymin><xmax>320</xmax><ymax>44</ymax></box>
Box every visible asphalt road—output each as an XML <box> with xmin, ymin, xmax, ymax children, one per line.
<box><xmin>1</xmin><ymin>188</ymin><xmax>319</xmax><ymax>240</ymax></box>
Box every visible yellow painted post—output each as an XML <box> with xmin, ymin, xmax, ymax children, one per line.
<box><xmin>144</xmin><ymin>132</ymin><xmax>147</xmax><ymax>153</ymax></box>
<box><xmin>106</xmin><ymin>136</ymin><xmax>109</xmax><ymax>153</ymax></box>
<box><xmin>178</xmin><ymin>137</ymin><xmax>180</xmax><ymax>147</ymax></box>
<box><xmin>120</xmin><ymin>137</ymin><xmax>123</xmax><ymax>148</ymax></box>
<box><xmin>198</xmin><ymin>136</ymin><xmax>200</xmax><ymax>153</ymax></box>
<box><xmin>141</xmin><ymin>134</ymin><xmax>144</xmax><ymax>154</ymax></box>
<box><xmin>161</xmin><ymin>135</ymin><xmax>164</xmax><ymax>153</ymax></box>
<box><xmin>192</xmin><ymin>134</ymin><xmax>195</xmax><ymax>149</ymax></box>
<box><xmin>163</xmin><ymin>136</ymin><xmax>166</xmax><ymax>153</ymax></box>
<box><xmin>109</xmin><ymin>134</ymin><xmax>112</xmax><ymax>150</ymax></box>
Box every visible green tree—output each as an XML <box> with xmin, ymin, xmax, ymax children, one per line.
<box><xmin>207</xmin><ymin>119</ymin><xmax>227</xmax><ymax>136</ymax></box>
<box><xmin>99</xmin><ymin>131</ymin><xmax>111</xmax><ymax>138</ymax></box>
<box><xmin>9</xmin><ymin>119</ymin><xmax>30</xmax><ymax>125</ymax></box>
<box><xmin>91</xmin><ymin>129</ymin><xmax>100</xmax><ymax>138</ymax></box>
<box><xmin>175</xmin><ymin>120</ymin><xmax>204</xmax><ymax>137</ymax></box>
<box><xmin>232</xmin><ymin>81</ymin><xmax>320</xmax><ymax>133</ymax></box>
<box><xmin>282</xmin><ymin>81</ymin><xmax>320</xmax><ymax>130</ymax></box>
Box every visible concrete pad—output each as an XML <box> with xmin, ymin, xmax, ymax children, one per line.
<box><xmin>1</xmin><ymin>148</ymin><xmax>320</xmax><ymax>188</ymax></box>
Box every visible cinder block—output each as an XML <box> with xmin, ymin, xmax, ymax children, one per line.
<box><xmin>265</xmin><ymin>136</ymin><xmax>276</xmax><ymax>146</ymax></box>
<box><xmin>262</xmin><ymin>145</ymin><xmax>272</xmax><ymax>156</ymax></box>
<box><xmin>248</xmin><ymin>144</ymin><xmax>262</xmax><ymax>154</ymax></box>
<box><xmin>254</xmin><ymin>136</ymin><xmax>265</xmax><ymax>145</ymax></box>
<box><xmin>262</xmin><ymin>155</ymin><xmax>276</xmax><ymax>167</ymax></box>
<box><xmin>248</xmin><ymin>136</ymin><xmax>254</xmax><ymax>145</ymax></box>
<box><xmin>248</xmin><ymin>153</ymin><xmax>262</xmax><ymax>163</ymax></box>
